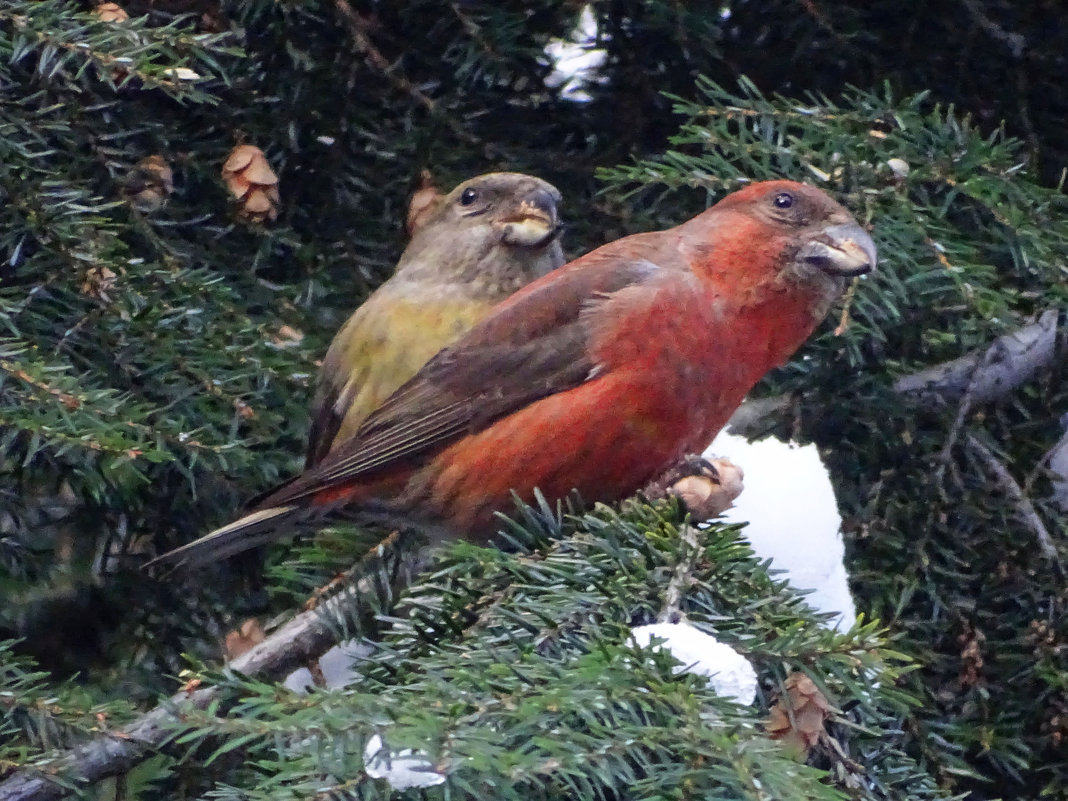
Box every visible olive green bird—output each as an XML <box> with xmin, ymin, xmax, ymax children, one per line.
<box><xmin>304</xmin><ymin>172</ymin><xmax>565</xmax><ymax>467</ymax></box>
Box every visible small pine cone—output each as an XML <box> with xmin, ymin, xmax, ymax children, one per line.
<box><xmin>94</xmin><ymin>2</ymin><xmax>130</xmax><ymax>23</ymax></box>
<box><xmin>765</xmin><ymin>672</ymin><xmax>832</xmax><ymax>759</ymax></box>
<box><xmin>80</xmin><ymin>266</ymin><xmax>118</xmax><ymax>302</ymax></box>
<box><xmin>223</xmin><ymin>617</ymin><xmax>265</xmax><ymax>661</ymax></box>
<box><xmin>269</xmin><ymin>323</ymin><xmax>305</xmax><ymax>349</ymax></box>
<box><xmin>199</xmin><ymin>7</ymin><xmax>228</xmax><ymax>33</ymax></box>
<box><xmin>957</xmin><ymin>625</ymin><xmax>985</xmax><ymax>688</ymax></box>
<box><xmin>124</xmin><ymin>155</ymin><xmax>174</xmax><ymax>212</ymax></box>
<box><xmin>222</xmin><ymin>144</ymin><xmax>280</xmax><ymax>223</ymax></box>
<box><xmin>406</xmin><ymin>169</ymin><xmax>442</xmax><ymax>236</ymax></box>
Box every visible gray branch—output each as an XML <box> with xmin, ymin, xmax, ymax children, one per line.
<box><xmin>725</xmin><ymin>309</ymin><xmax>1064</xmax><ymax>564</ymax></box>
<box><xmin>0</xmin><ymin>686</ymin><xmax>216</xmax><ymax>801</ymax></box>
<box><xmin>0</xmin><ymin>543</ymin><xmax>430</xmax><ymax>801</ymax></box>
<box><xmin>965</xmin><ymin>434</ymin><xmax>1059</xmax><ymax>561</ymax></box>
<box><xmin>891</xmin><ymin>309</ymin><xmax>1058</xmax><ymax>405</ymax></box>
<box><xmin>0</xmin><ymin>603</ymin><xmax>341</xmax><ymax>801</ymax></box>
<box><xmin>1047</xmin><ymin>428</ymin><xmax>1068</xmax><ymax>513</ymax></box>
<box><xmin>656</xmin><ymin>523</ymin><xmax>702</xmax><ymax>625</ymax></box>
<box><xmin>728</xmin><ymin>309</ymin><xmax>1060</xmax><ymax>436</ymax></box>
<box><xmin>959</xmin><ymin>0</ymin><xmax>1027</xmax><ymax>58</ymax></box>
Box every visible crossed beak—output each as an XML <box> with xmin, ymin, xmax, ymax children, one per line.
<box><xmin>800</xmin><ymin>222</ymin><xmax>878</xmax><ymax>277</ymax></box>
<box><xmin>497</xmin><ymin>188</ymin><xmax>564</xmax><ymax>248</ymax></box>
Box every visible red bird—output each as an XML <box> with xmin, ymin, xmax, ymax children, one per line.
<box><xmin>150</xmin><ymin>181</ymin><xmax>876</xmax><ymax>568</ymax></box>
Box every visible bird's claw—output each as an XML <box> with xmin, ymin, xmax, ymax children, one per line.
<box><xmin>656</xmin><ymin>454</ymin><xmax>721</xmax><ymax>488</ymax></box>
<box><xmin>642</xmin><ymin>454</ymin><xmax>744</xmax><ymax>522</ymax></box>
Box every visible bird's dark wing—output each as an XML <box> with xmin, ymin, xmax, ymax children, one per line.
<box><xmin>305</xmin><ymin>376</ymin><xmax>344</xmax><ymax>469</ymax></box>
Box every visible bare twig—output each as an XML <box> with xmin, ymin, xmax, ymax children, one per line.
<box><xmin>965</xmin><ymin>433</ymin><xmax>1059</xmax><ymax>561</ymax></box>
<box><xmin>728</xmin><ymin>311</ymin><xmax>1060</xmax><ymax>440</ymax></box>
<box><xmin>1023</xmin><ymin>423</ymin><xmax>1068</xmax><ymax>497</ymax></box>
<box><xmin>726</xmin><ymin>395</ymin><xmax>795</xmax><ymax>438</ymax></box>
<box><xmin>331</xmin><ymin>0</ymin><xmax>434</xmax><ymax>113</ymax></box>
<box><xmin>891</xmin><ymin>310</ymin><xmax>1058</xmax><ymax>404</ymax></box>
<box><xmin>657</xmin><ymin>522</ymin><xmax>702</xmax><ymax>624</ymax></box>
<box><xmin>833</xmin><ymin>278</ymin><xmax>859</xmax><ymax>336</ymax></box>
<box><xmin>1013</xmin><ymin>59</ymin><xmax>1040</xmax><ymax>166</ymax></box>
<box><xmin>959</xmin><ymin>0</ymin><xmax>1027</xmax><ymax>58</ymax></box>
<box><xmin>1046</xmin><ymin>427</ymin><xmax>1068</xmax><ymax>513</ymax></box>
<box><xmin>795</xmin><ymin>0</ymin><xmax>853</xmax><ymax>47</ymax></box>
<box><xmin>449</xmin><ymin>3</ymin><xmax>496</xmax><ymax>58</ymax></box>
<box><xmin>331</xmin><ymin>0</ymin><xmax>503</xmax><ymax>157</ymax></box>
<box><xmin>933</xmin><ymin>342</ymin><xmax>1002</xmax><ymax>489</ymax></box>
<box><xmin>725</xmin><ymin>311</ymin><xmax>1064</xmax><ymax>565</ymax></box>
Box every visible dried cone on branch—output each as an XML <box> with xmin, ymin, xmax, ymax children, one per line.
<box><xmin>669</xmin><ymin>458</ymin><xmax>744</xmax><ymax>520</ymax></box>
<box><xmin>222</xmin><ymin>144</ymin><xmax>280</xmax><ymax>223</ymax></box>
<box><xmin>94</xmin><ymin>2</ymin><xmax>130</xmax><ymax>23</ymax></box>
<box><xmin>92</xmin><ymin>2</ymin><xmax>132</xmax><ymax>83</ymax></box>
<box><xmin>223</xmin><ymin>618</ymin><xmax>265</xmax><ymax>661</ymax></box>
<box><xmin>81</xmin><ymin>266</ymin><xmax>118</xmax><ymax>303</ymax></box>
<box><xmin>124</xmin><ymin>155</ymin><xmax>174</xmax><ymax>213</ymax></box>
<box><xmin>642</xmin><ymin>456</ymin><xmax>744</xmax><ymax>522</ymax></box>
<box><xmin>765</xmin><ymin>672</ymin><xmax>832</xmax><ymax>758</ymax></box>
<box><xmin>405</xmin><ymin>169</ymin><xmax>443</xmax><ymax>235</ymax></box>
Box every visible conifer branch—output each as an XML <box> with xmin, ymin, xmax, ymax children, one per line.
<box><xmin>891</xmin><ymin>310</ymin><xmax>1059</xmax><ymax>405</ymax></box>
<box><xmin>0</xmin><ymin>534</ymin><xmax>425</xmax><ymax>801</ymax></box>
<box><xmin>958</xmin><ymin>0</ymin><xmax>1027</xmax><ymax>58</ymax></box>
<box><xmin>330</xmin><ymin>0</ymin><xmax>505</xmax><ymax>157</ymax></box>
<box><xmin>656</xmin><ymin>522</ymin><xmax>701</xmax><ymax>623</ymax></box>
<box><xmin>0</xmin><ymin>605</ymin><xmax>343</xmax><ymax>801</ymax></box>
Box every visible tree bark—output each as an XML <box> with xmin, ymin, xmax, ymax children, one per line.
<box><xmin>728</xmin><ymin>310</ymin><xmax>1060</xmax><ymax>437</ymax></box>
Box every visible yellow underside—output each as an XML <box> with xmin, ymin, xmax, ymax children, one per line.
<box><xmin>326</xmin><ymin>293</ymin><xmax>496</xmax><ymax>450</ymax></box>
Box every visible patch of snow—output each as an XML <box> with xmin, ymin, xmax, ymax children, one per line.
<box><xmin>630</xmin><ymin>621</ymin><xmax>758</xmax><ymax>704</ymax></box>
<box><xmin>283</xmin><ymin>666</ymin><xmax>315</xmax><ymax>694</ymax></box>
<box><xmin>282</xmin><ymin>640</ymin><xmax>372</xmax><ymax>693</ymax></box>
<box><xmin>364</xmin><ymin>733</ymin><xmax>446</xmax><ymax>789</ymax></box>
<box><xmin>320</xmin><ymin>640</ymin><xmax>372</xmax><ymax>688</ymax></box>
<box><xmin>543</xmin><ymin>5</ymin><xmax>607</xmax><ymax>102</ymax></box>
<box><xmin>704</xmin><ymin>431</ymin><xmax>857</xmax><ymax>631</ymax></box>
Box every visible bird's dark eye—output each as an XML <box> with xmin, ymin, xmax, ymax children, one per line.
<box><xmin>773</xmin><ymin>192</ymin><xmax>794</xmax><ymax>209</ymax></box>
<box><xmin>460</xmin><ymin>188</ymin><xmax>479</xmax><ymax>206</ymax></box>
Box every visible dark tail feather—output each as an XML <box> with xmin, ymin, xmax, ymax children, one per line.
<box><xmin>143</xmin><ymin>505</ymin><xmax>300</xmax><ymax>571</ymax></box>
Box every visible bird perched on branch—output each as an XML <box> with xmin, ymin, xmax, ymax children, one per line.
<box><xmin>149</xmin><ymin>180</ymin><xmax>875</xmax><ymax>569</ymax></box>
<box><xmin>304</xmin><ymin>171</ymin><xmax>566</xmax><ymax>467</ymax></box>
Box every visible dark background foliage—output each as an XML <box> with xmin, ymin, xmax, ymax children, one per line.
<box><xmin>1</xmin><ymin>1</ymin><xmax>1066</xmax><ymax>799</ymax></box>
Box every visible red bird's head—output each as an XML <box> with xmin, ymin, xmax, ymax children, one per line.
<box><xmin>685</xmin><ymin>180</ymin><xmax>877</xmax><ymax>318</ymax></box>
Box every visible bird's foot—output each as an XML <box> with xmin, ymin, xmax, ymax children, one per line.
<box><xmin>643</xmin><ymin>454</ymin><xmax>745</xmax><ymax>522</ymax></box>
